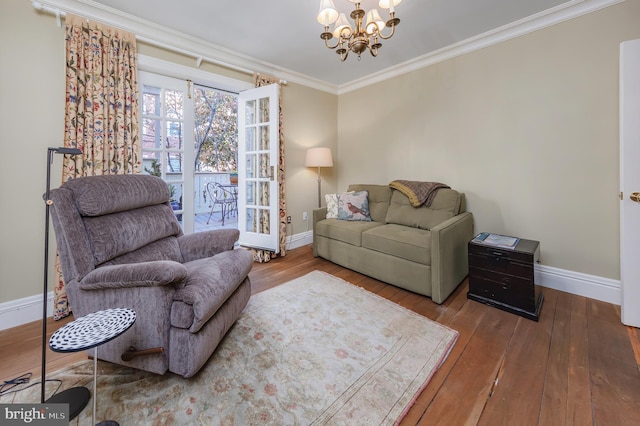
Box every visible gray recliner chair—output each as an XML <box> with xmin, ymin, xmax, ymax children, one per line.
<box><xmin>49</xmin><ymin>174</ymin><xmax>253</xmax><ymax>378</ymax></box>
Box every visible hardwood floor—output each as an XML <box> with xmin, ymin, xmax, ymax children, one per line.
<box><xmin>2</xmin><ymin>245</ymin><xmax>640</xmax><ymax>425</ymax></box>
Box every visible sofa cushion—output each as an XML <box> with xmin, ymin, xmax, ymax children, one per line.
<box><xmin>385</xmin><ymin>188</ymin><xmax>461</xmax><ymax>230</ymax></box>
<box><xmin>347</xmin><ymin>184</ymin><xmax>392</xmax><ymax>223</ymax></box>
<box><xmin>362</xmin><ymin>224</ymin><xmax>432</xmax><ymax>265</ymax></box>
<box><xmin>315</xmin><ymin>218</ymin><xmax>384</xmax><ymax>247</ymax></box>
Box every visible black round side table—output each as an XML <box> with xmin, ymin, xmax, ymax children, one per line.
<box><xmin>49</xmin><ymin>308</ymin><xmax>136</xmax><ymax>426</ymax></box>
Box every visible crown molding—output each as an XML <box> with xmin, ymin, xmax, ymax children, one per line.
<box><xmin>32</xmin><ymin>0</ymin><xmax>340</xmax><ymax>94</ymax></box>
<box><xmin>338</xmin><ymin>0</ymin><xmax>626</xmax><ymax>94</ymax></box>
<box><xmin>33</xmin><ymin>0</ymin><xmax>624</xmax><ymax>96</ymax></box>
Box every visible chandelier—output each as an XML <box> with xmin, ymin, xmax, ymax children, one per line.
<box><xmin>317</xmin><ymin>0</ymin><xmax>402</xmax><ymax>61</ymax></box>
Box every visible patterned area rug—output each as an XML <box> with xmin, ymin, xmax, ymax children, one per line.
<box><xmin>6</xmin><ymin>271</ymin><xmax>458</xmax><ymax>425</ymax></box>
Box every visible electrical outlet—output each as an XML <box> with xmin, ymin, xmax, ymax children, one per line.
<box><xmin>303</xmin><ymin>211</ymin><xmax>308</xmax><ymax>221</ymax></box>
<box><xmin>287</xmin><ymin>216</ymin><xmax>291</xmax><ymax>224</ymax></box>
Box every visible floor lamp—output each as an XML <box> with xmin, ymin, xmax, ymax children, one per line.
<box><xmin>305</xmin><ymin>147</ymin><xmax>333</xmax><ymax>208</ymax></box>
<box><xmin>42</xmin><ymin>147</ymin><xmax>90</xmax><ymax>419</ymax></box>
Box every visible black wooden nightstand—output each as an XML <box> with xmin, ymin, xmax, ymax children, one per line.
<box><xmin>467</xmin><ymin>235</ymin><xmax>543</xmax><ymax>321</ymax></box>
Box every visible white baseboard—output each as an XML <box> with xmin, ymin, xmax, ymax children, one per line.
<box><xmin>0</xmin><ymin>232</ymin><xmax>620</xmax><ymax>331</ymax></box>
<box><xmin>285</xmin><ymin>230</ymin><xmax>314</xmax><ymax>251</ymax></box>
<box><xmin>536</xmin><ymin>264</ymin><xmax>621</xmax><ymax>305</ymax></box>
<box><xmin>0</xmin><ymin>292</ymin><xmax>53</xmax><ymax>331</ymax></box>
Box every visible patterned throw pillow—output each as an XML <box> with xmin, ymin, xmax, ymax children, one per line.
<box><xmin>325</xmin><ymin>191</ymin><xmax>356</xmax><ymax>218</ymax></box>
<box><xmin>325</xmin><ymin>193</ymin><xmax>341</xmax><ymax>218</ymax></box>
<box><xmin>336</xmin><ymin>191</ymin><xmax>371</xmax><ymax>221</ymax></box>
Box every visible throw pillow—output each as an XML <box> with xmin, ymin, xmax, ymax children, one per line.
<box><xmin>325</xmin><ymin>191</ymin><xmax>354</xmax><ymax>218</ymax></box>
<box><xmin>336</xmin><ymin>190</ymin><xmax>371</xmax><ymax>221</ymax></box>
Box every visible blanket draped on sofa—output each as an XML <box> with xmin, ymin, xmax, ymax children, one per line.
<box><xmin>389</xmin><ymin>180</ymin><xmax>450</xmax><ymax>207</ymax></box>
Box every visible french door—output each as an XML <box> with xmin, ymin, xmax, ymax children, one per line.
<box><xmin>237</xmin><ymin>84</ymin><xmax>280</xmax><ymax>252</ymax></box>
<box><xmin>139</xmin><ymin>69</ymin><xmax>280</xmax><ymax>250</ymax></box>
<box><xmin>140</xmin><ymin>71</ymin><xmax>195</xmax><ymax>232</ymax></box>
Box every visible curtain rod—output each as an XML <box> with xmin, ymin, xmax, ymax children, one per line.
<box><xmin>31</xmin><ymin>0</ymin><xmax>287</xmax><ymax>85</ymax></box>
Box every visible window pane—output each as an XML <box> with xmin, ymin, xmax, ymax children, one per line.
<box><xmin>166</xmin><ymin>121</ymin><xmax>183</xmax><ymax>149</ymax></box>
<box><xmin>142</xmin><ymin>86</ymin><xmax>160</xmax><ymax>115</ymax></box>
<box><xmin>142</xmin><ymin>152</ymin><xmax>162</xmax><ymax>176</ymax></box>
<box><xmin>245</xmin><ymin>100</ymin><xmax>256</xmax><ymax>125</ymax></box>
<box><xmin>245</xmin><ymin>127</ymin><xmax>256</xmax><ymax>151</ymax></box>
<box><xmin>165</xmin><ymin>90</ymin><xmax>183</xmax><ymax>119</ymax></box>
<box><xmin>246</xmin><ymin>154</ymin><xmax>256</xmax><ymax>179</ymax></box>
<box><xmin>259</xmin><ymin>209</ymin><xmax>270</xmax><ymax>234</ymax></box>
<box><xmin>168</xmin><ymin>183</ymin><xmax>183</xmax><ymax>205</ymax></box>
<box><xmin>166</xmin><ymin>152</ymin><xmax>183</xmax><ymax>175</ymax></box>
<box><xmin>259</xmin><ymin>97</ymin><xmax>269</xmax><ymax>123</ymax></box>
<box><xmin>259</xmin><ymin>154</ymin><xmax>269</xmax><ymax>178</ymax></box>
<box><xmin>259</xmin><ymin>125</ymin><xmax>269</xmax><ymax>150</ymax></box>
<box><xmin>142</xmin><ymin>118</ymin><xmax>162</xmax><ymax>150</ymax></box>
<box><xmin>246</xmin><ymin>208</ymin><xmax>256</xmax><ymax>232</ymax></box>
<box><xmin>259</xmin><ymin>182</ymin><xmax>270</xmax><ymax>207</ymax></box>
<box><xmin>246</xmin><ymin>181</ymin><xmax>255</xmax><ymax>205</ymax></box>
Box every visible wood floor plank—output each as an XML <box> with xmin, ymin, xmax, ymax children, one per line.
<box><xmin>478</xmin><ymin>287</ymin><xmax>558</xmax><ymax>425</ymax></box>
<box><xmin>3</xmin><ymin>245</ymin><xmax>640</xmax><ymax>425</ymax></box>
<box><xmin>401</xmin><ymin>296</ymin><xmax>489</xmax><ymax>425</ymax></box>
<box><xmin>565</xmin><ymin>295</ymin><xmax>593</xmax><ymax>426</ymax></box>
<box><xmin>587</xmin><ymin>299</ymin><xmax>640</xmax><ymax>425</ymax></box>
<box><xmin>418</xmin><ymin>305</ymin><xmax>518</xmax><ymax>425</ymax></box>
<box><xmin>539</xmin><ymin>290</ymin><xmax>572</xmax><ymax>426</ymax></box>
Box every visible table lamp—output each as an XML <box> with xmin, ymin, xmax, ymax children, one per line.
<box><xmin>305</xmin><ymin>147</ymin><xmax>333</xmax><ymax>208</ymax></box>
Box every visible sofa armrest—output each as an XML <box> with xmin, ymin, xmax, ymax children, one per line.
<box><xmin>312</xmin><ymin>207</ymin><xmax>327</xmax><ymax>257</ymax></box>
<box><xmin>79</xmin><ymin>261</ymin><xmax>187</xmax><ymax>290</ymax></box>
<box><xmin>430</xmin><ymin>212</ymin><xmax>474</xmax><ymax>304</ymax></box>
<box><xmin>178</xmin><ymin>228</ymin><xmax>239</xmax><ymax>262</ymax></box>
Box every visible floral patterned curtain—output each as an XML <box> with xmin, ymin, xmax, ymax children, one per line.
<box><xmin>251</xmin><ymin>73</ymin><xmax>287</xmax><ymax>263</ymax></box>
<box><xmin>54</xmin><ymin>14</ymin><xmax>141</xmax><ymax>319</ymax></box>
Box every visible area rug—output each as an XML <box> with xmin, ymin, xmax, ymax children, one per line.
<box><xmin>5</xmin><ymin>271</ymin><xmax>458</xmax><ymax>425</ymax></box>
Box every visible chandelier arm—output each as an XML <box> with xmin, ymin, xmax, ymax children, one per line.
<box><xmin>377</xmin><ymin>22</ymin><xmax>398</xmax><ymax>40</ymax></box>
<box><xmin>324</xmin><ymin>37</ymin><xmax>342</xmax><ymax>50</ymax></box>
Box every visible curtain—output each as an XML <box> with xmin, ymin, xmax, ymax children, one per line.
<box><xmin>251</xmin><ymin>73</ymin><xmax>287</xmax><ymax>263</ymax></box>
<box><xmin>54</xmin><ymin>14</ymin><xmax>141</xmax><ymax>319</ymax></box>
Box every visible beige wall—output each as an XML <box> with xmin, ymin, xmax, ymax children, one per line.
<box><xmin>1</xmin><ymin>0</ymin><xmax>637</xmax><ymax>307</ymax></box>
<box><xmin>338</xmin><ymin>1</ymin><xmax>640</xmax><ymax>280</ymax></box>
<box><xmin>0</xmin><ymin>0</ymin><xmax>338</xmax><ymax>305</ymax></box>
<box><xmin>1</xmin><ymin>0</ymin><xmax>67</xmax><ymax>304</ymax></box>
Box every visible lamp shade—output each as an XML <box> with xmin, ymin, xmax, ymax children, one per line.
<box><xmin>317</xmin><ymin>0</ymin><xmax>339</xmax><ymax>26</ymax></box>
<box><xmin>305</xmin><ymin>147</ymin><xmax>334</xmax><ymax>168</ymax></box>
<box><xmin>333</xmin><ymin>13</ymin><xmax>353</xmax><ymax>38</ymax></box>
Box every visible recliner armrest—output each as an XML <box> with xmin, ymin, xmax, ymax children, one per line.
<box><xmin>79</xmin><ymin>260</ymin><xmax>187</xmax><ymax>290</ymax></box>
<box><xmin>178</xmin><ymin>228</ymin><xmax>240</xmax><ymax>263</ymax></box>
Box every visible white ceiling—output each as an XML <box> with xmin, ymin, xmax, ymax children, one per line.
<box><xmin>88</xmin><ymin>0</ymin><xmax>573</xmax><ymax>87</ymax></box>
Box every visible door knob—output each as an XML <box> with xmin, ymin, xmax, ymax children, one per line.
<box><xmin>631</xmin><ymin>192</ymin><xmax>640</xmax><ymax>203</ymax></box>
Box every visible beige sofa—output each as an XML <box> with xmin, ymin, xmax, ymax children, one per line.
<box><xmin>312</xmin><ymin>184</ymin><xmax>474</xmax><ymax>304</ymax></box>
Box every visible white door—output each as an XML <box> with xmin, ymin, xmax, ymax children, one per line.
<box><xmin>620</xmin><ymin>39</ymin><xmax>640</xmax><ymax>327</ymax></box>
<box><xmin>237</xmin><ymin>84</ymin><xmax>280</xmax><ymax>252</ymax></box>
<box><xmin>139</xmin><ymin>71</ymin><xmax>195</xmax><ymax>233</ymax></box>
